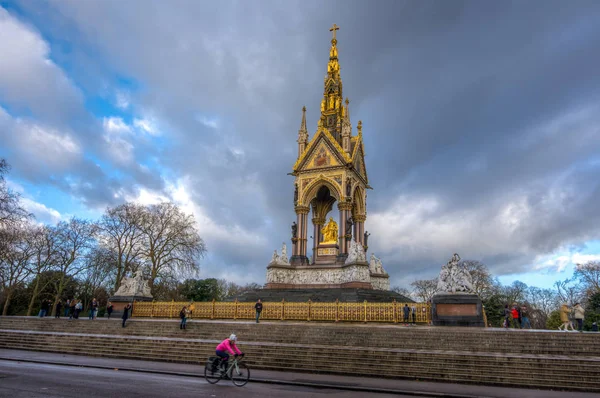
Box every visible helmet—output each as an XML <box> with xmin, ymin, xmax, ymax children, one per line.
<box><xmin>229</xmin><ymin>334</ymin><xmax>237</xmax><ymax>341</ymax></box>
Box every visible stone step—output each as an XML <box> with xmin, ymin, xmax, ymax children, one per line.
<box><xmin>2</xmin><ymin>331</ymin><xmax>599</xmax><ymax>374</ymax></box>
<box><xmin>1</xmin><ymin>319</ymin><xmax>598</xmax><ymax>356</ymax></box>
<box><xmin>2</xmin><ymin>341</ymin><xmax>599</xmax><ymax>391</ymax></box>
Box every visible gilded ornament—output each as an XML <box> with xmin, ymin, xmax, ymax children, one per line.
<box><xmin>321</xmin><ymin>217</ymin><xmax>339</xmax><ymax>244</ymax></box>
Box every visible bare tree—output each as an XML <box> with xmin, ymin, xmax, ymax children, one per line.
<box><xmin>0</xmin><ymin>224</ymin><xmax>36</xmax><ymax>315</ymax></box>
<box><xmin>410</xmin><ymin>278</ymin><xmax>438</xmax><ymax>302</ymax></box>
<box><xmin>554</xmin><ymin>278</ymin><xmax>583</xmax><ymax>306</ymax></box>
<box><xmin>26</xmin><ymin>226</ymin><xmax>59</xmax><ymax>316</ymax></box>
<box><xmin>526</xmin><ymin>286</ymin><xmax>558</xmax><ymax>315</ymax></box>
<box><xmin>461</xmin><ymin>260</ymin><xmax>494</xmax><ymax>299</ymax></box>
<box><xmin>49</xmin><ymin>218</ymin><xmax>97</xmax><ymax>315</ymax></box>
<box><xmin>574</xmin><ymin>261</ymin><xmax>600</xmax><ymax>298</ymax></box>
<box><xmin>391</xmin><ymin>286</ymin><xmax>413</xmax><ymax>300</ymax></box>
<box><xmin>98</xmin><ymin>203</ymin><xmax>145</xmax><ymax>291</ymax></box>
<box><xmin>0</xmin><ymin>159</ymin><xmax>32</xmax><ymax>229</ymax></box>
<box><xmin>79</xmin><ymin>246</ymin><xmax>115</xmax><ymax>310</ymax></box>
<box><xmin>501</xmin><ymin>280</ymin><xmax>528</xmax><ymax>305</ymax></box>
<box><xmin>138</xmin><ymin>202</ymin><xmax>206</xmax><ymax>291</ymax></box>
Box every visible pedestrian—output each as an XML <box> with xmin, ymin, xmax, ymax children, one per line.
<box><xmin>520</xmin><ymin>305</ymin><xmax>532</xmax><ymax>329</ymax></box>
<box><xmin>558</xmin><ymin>303</ymin><xmax>574</xmax><ymax>331</ymax></box>
<box><xmin>188</xmin><ymin>302</ymin><xmax>195</xmax><ymax>320</ymax></box>
<box><xmin>74</xmin><ymin>300</ymin><xmax>82</xmax><ymax>319</ymax></box>
<box><xmin>55</xmin><ymin>301</ymin><xmax>62</xmax><ymax>319</ymax></box>
<box><xmin>503</xmin><ymin>304</ymin><xmax>510</xmax><ymax>328</ymax></box>
<box><xmin>411</xmin><ymin>304</ymin><xmax>417</xmax><ymax>324</ymax></box>
<box><xmin>403</xmin><ymin>304</ymin><xmax>410</xmax><ymax>325</ymax></box>
<box><xmin>38</xmin><ymin>299</ymin><xmax>48</xmax><ymax>317</ymax></box>
<box><xmin>573</xmin><ymin>303</ymin><xmax>585</xmax><ymax>332</ymax></box>
<box><xmin>69</xmin><ymin>300</ymin><xmax>76</xmax><ymax>319</ymax></box>
<box><xmin>89</xmin><ymin>298</ymin><xmax>98</xmax><ymax>320</ymax></box>
<box><xmin>107</xmin><ymin>301</ymin><xmax>114</xmax><ymax>319</ymax></box>
<box><xmin>179</xmin><ymin>306</ymin><xmax>189</xmax><ymax>329</ymax></box>
<box><xmin>64</xmin><ymin>299</ymin><xmax>71</xmax><ymax>317</ymax></box>
<box><xmin>592</xmin><ymin>322</ymin><xmax>598</xmax><ymax>332</ymax></box>
<box><xmin>255</xmin><ymin>299</ymin><xmax>263</xmax><ymax>323</ymax></box>
<box><xmin>122</xmin><ymin>303</ymin><xmax>132</xmax><ymax>328</ymax></box>
<box><xmin>511</xmin><ymin>304</ymin><xmax>521</xmax><ymax>328</ymax></box>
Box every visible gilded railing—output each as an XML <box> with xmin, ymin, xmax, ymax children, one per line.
<box><xmin>132</xmin><ymin>300</ymin><xmax>431</xmax><ymax>324</ymax></box>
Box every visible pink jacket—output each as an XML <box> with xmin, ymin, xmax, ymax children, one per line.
<box><xmin>216</xmin><ymin>339</ymin><xmax>242</xmax><ymax>355</ymax></box>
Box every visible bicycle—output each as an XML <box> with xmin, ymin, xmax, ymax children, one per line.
<box><xmin>204</xmin><ymin>353</ymin><xmax>250</xmax><ymax>386</ymax></box>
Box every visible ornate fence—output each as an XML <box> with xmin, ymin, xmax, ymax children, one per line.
<box><xmin>132</xmin><ymin>300</ymin><xmax>431</xmax><ymax>324</ymax></box>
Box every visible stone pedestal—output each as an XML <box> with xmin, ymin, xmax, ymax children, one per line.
<box><xmin>314</xmin><ymin>243</ymin><xmax>339</xmax><ymax>265</ymax></box>
<box><xmin>431</xmin><ymin>294</ymin><xmax>485</xmax><ymax>327</ymax></box>
<box><xmin>107</xmin><ymin>295</ymin><xmax>153</xmax><ymax>318</ymax></box>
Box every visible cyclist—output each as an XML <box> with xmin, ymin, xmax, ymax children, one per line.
<box><xmin>214</xmin><ymin>334</ymin><xmax>243</xmax><ymax>372</ymax></box>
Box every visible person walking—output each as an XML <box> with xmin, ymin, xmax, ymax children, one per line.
<box><xmin>179</xmin><ymin>306</ymin><xmax>189</xmax><ymax>329</ymax></box>
<box><xmin>511</xmin><ymin>304</ymin><xmax>521</xmax><ymax>329</ymax></box>
<box><xmin>64</xmin><ymin>299</ymin><xmax>71</xmax><ymax>317</ymax></box>
<box><xmin>89</xmin><ymin>298</ymin><xmax>98</xmax><ymax>320</ymax></box>
<box><xmin>74</xmin><ymin>300</ymin><xmax>82</xmax><ymax>319</ymax></box>
<box><xmin>520</xmin><ymin>305</ymin><xmax>532</xmax><ymax>329</ymax></box>
<box><xmin>107</xmin><ymin>301</ymin><xmax>114</xmax><ymax>319</ymax></box>
<box><xmin>411</xmin><ymin>304</ymin><xmax>417</xmax><ymax>324</ymax></box>
<box><xmin>38</xmin><ymin>299</ymin><xmax>48</xmax><ymax>317</ymax></box>
<box><xmin>503</xmin><ymin>304</ymin><xmax>510</xmax><ymax>328</ymax></box>
<box><xmin>558</xmin><ymin>303</ymin><xmax>574</xmax><ymax>331</ymax></box>
<box><xmin>68</xmin><ymin>300</ymin><xmax>76</xmax><ymax>320</ymax></box>
<box><xmin>255</xmin><ymin>299</ymin><xmax>263</xmax><ymax>323</ymax></box>
<box><xmin>403</xmin><ymin>304</ymin><xmax>410</xmax><ymax>325</ymax></box>
<box><xmin>122</xmin><ymin>303</ymin><xmax>132</xmax><ymax>328</ymax></box>
<box><xmin>573</xmin><ymin>303</ymin><xmax>585</xmax><ymax>332</ymax></box>
<box><xmin>55</xmin><ymin>301</ymin><xmax>63</xmax><ymax>319</ymax></box>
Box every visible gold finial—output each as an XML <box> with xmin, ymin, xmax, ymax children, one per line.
<box><xmin>302</xmin><ymin>106</ymin><xmax>306</xmax><ymax>112</ymax></box>
<box><xmin>345</xmin><ymin>98</ymin><xmax>349</xmax><ymax>106</ymax></box>
<box><xmin>358</xmin><ymin>120</ymin><xmax>362</xmax><ymax>133</ymax></box>
<box><xmin>329</xmin><ymin>24</ymin><xmax>340</xmax><ymax>40</ymax></box>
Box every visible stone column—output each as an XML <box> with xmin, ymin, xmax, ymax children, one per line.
<box><xmin>337</xmin><ymin>202</ymin><xmax>353</xmax><ymax>255</ymax></box>
<box><xmin>297</xmin><ymin>206</ymin><xmax>310</xmax><ymax>258</ymax></box>
<box><xmin>354</xmin><ymin>215</ymin><xmax>366</xmax><ymax>247</ymax></box>
<box><xmin>312</xmin><ymin>217</ymin><xmax>324</xmax><ymax>264</ymax></box>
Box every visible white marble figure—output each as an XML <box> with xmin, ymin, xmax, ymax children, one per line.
<box><xmin>271</xmin><ymin>250</ymin><xmax>279</xmax><ymax>264</ymax></box>
<box><xmin>345</xmin><ymin>240</ymin><xmax>359</xmax><ymax>264</ymax></box>
<box><xmin>114</xmin><ymin>272</ymin><xmax>152</xmax><ymax>297</ymax></box>
<box><xmin>356</xmin><ymin>241</ymin><xmax>367</xmax><ymax>262</ymax></box>
<box><xmin>369</xmin><ymin>253</ymin><xmax>386</xmax><ymax>274</ymax></box>
<box><xmin>435</xmin><ymin>253</ymin><xmax>474</xmax><ymax>294</ymax></box>
<box><xmin>279</xmin><ymin>242</ymin><xmax>290</xmax><ymax>264</ymax></box>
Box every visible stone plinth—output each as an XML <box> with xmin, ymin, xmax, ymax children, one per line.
<box><xmin>431</xmin><ymin>293</ymin><xmax>485</xmax><ymax>327</ymax></box>
<box><xmin>370</xmin><ymin>272</ymin><xmax>390</xmax><ymax>291</ymax></box>
<box><xmin>108</xmin><ymin>295</ymin><xmax>153</xmax><ymax>318</ymax></box>
<box><xmin>314</xmin><ymin>243</ymin><xmax>339</xmax><ymax>265</ymax></box>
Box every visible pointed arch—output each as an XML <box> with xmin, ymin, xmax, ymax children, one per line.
<box><xmin>300</xmin><ymin>175</ymin><xmax>342</xmax><ymax>206</ymax></box>
<box><xmin>352</xmin><ymin>185</ymin><xmax>366</xmax><ymax>217</ymax></box>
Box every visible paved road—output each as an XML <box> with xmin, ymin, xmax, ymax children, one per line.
<box><xmin>0</xmin><ymin>360</ymin><xmax>403</xmax><ymax>398</ymax></box>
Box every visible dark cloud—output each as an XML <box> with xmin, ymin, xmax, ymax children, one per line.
<box><xmin>3</xmin><ymin>0</ymin><xmax>600</xmax><ymax>286</ymax></box>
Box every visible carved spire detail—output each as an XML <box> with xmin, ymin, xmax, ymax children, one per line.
<box><xmin>297</xmin><ymin>106</ymin><xmax>309</xmax><ymax>158</ymax></box>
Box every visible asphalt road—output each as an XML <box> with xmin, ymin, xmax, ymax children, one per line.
<box><xmin>0</xmin><ymin>360</ymin><xmax>402</xmax><ymax>398</ymax></box>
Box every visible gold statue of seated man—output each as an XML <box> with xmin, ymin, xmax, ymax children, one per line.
<box><xmin>321</xmin><ymin>217</ymin><xmax>338</xmax><ymax>244</ymax></box>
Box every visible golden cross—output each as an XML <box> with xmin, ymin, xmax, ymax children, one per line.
<box><xmin>329</xmin><ymin>24</ymin><xmax>340</xmax><ymax>40</ymax></box>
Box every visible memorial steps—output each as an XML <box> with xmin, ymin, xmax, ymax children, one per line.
<box><xmin>0</xmin><ymin>317</ymin><xmax>599</xmax><ymax>391</ymax></box>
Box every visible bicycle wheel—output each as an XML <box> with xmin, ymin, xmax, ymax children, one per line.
<box><xmin>204</xmin><ymin>360</ymin><xmax>221</xmax><ymax>384</ymax></box>
<box><xmin>231</xmin><ymin>362</ymin><xmax>250</xmax><ymax>387</ymax></box>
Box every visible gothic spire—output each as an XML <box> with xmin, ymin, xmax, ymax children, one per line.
<box><xmin>297</xmin><ymin>106</ymin><xmax>309</xmax><ymax>158</ymax></box>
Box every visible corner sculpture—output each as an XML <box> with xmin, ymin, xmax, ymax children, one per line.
<box><xmin>114</xmin><ymin>272</ymin><xmax>152</xmax><ymax>298</ymax></box>
<box><xmin>345</xmin><ymin>239</ymin><xmax>366</xmax><ymax>265</ymax></box>
<box><xmin>431</xmin><ymin>253</ymin><xmax>484</xmax><ymax>327</ymax></box>
<box><xmin>436</xmin><ymin>253</ymin><xmax>474</xmax><ymax>294</ymax></box>
<box><xmin>270</xmin><ymin>242</ymin><xmax>290</xmax><ymax>265</ymax></box>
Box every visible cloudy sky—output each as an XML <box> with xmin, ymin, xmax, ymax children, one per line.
<box><xmin>1</xmin><ymin>1</ymin><xmax>599</xmax><ymax>289</ymax></box>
